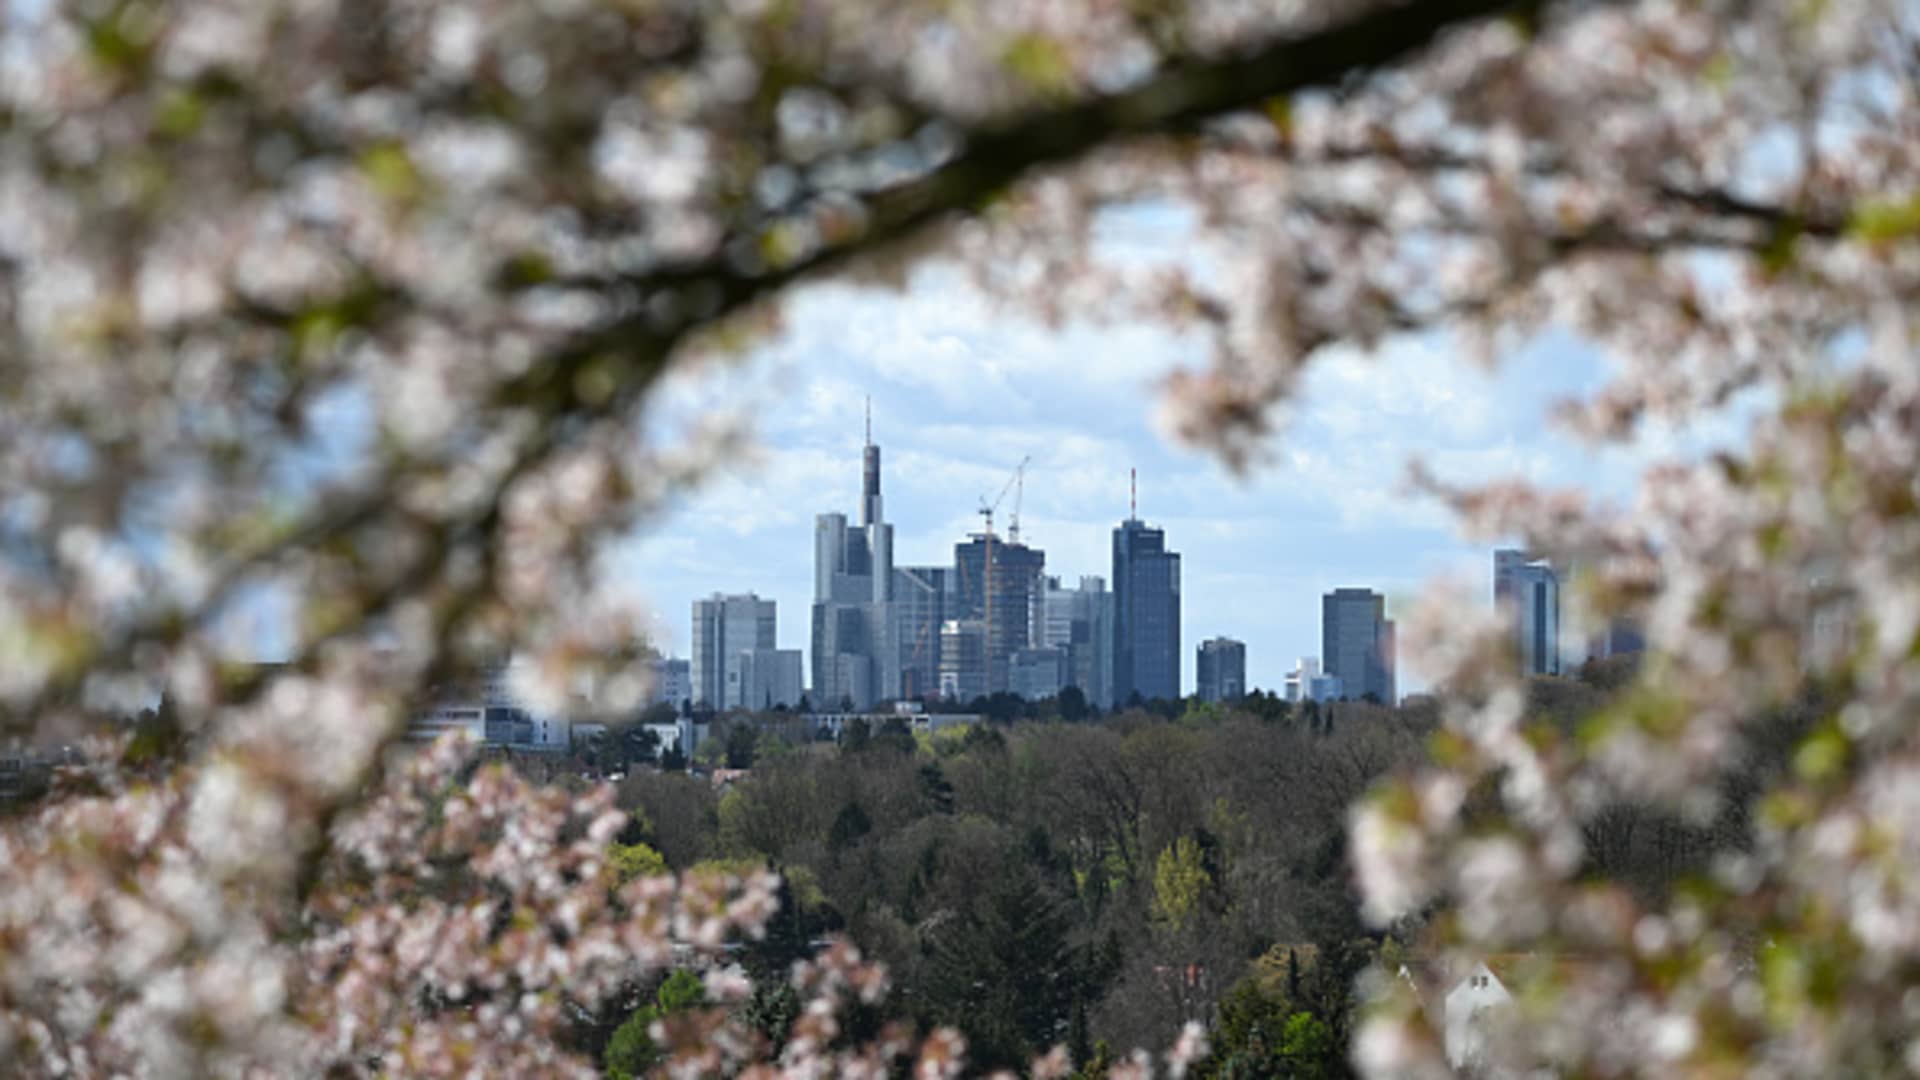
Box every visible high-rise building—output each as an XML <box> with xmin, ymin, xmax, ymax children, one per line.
<box><xmin>811</xmin><ymin>407</ymin><xmax>897</xmax><ymax>708</ymax></box>
<box><xmin>1009</xmin><ymin>646</ymin><xmax>1068</xmax><ymax>701</ymax></box>
<box><xmin>1196</xmin><ymin>637</ymin><xmax>1247</xmax><ymax>703</ymax></box>
<box><xmin>892</xmin><ymin>565</ymin><xmax>954</xmax><ymax>701</ymax></box>
<box><xmin>1322</xmin><ymin>588</ymin><xmax>1395</xmax><ymax>703</ymax></box>
<box><xmin>646</xmin><ymin>657</ymin><xmax>693</xmax><ymax>712</ymax></box>
<box><xmin>1494</xmin><ymin>549</ymin><xmax>1560</xmax><ymax>676</ymax></box>
<box><xmin>953</xmin><ymin>534</ymin><xmax>1046</xmax><ymax>694</ymax></box>
<box><xmin>1039</xmin><ymin>575</ymin><xmax>1115</xmax><ymax>707</ymax></box>
<box><xmin>1113</xmin><ymin>488</ymin><xmax>1181</xmax><ymax>704</ymax></box>
<box><xmin>731</xmin><ymin>648</ymin><xmax>804</xmax><ymax>710</ymax></box>
<box><xmin>938</xmin><ymin>618</ymin><xmax>988</xmax><ymax>702</ymax></box>
<box><xmin>691</xmin><ymin>593</ymin><xmax>776</xmax><ymax>708</ymax></box>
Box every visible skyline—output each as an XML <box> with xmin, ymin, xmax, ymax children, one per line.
<box><xmin>614</xmin><ymin>266</ymin><xmax>1741</xmax><ymax>697</ymax></box>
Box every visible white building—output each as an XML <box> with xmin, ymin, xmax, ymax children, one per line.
<box><xmin>1444</xmin><ymin>962</ymin><xmax>1514</xmax><ymax>1072</ymax></box>
<box><xmin>1282</xmin><ymin>658</ymin><xmax>1344</xmax><ymax>703</ymax></box>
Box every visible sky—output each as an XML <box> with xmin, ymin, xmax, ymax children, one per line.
<box><xmin>611</xmin><ymin>256</ymin><xmax>1677</xmax><ymax>697</ymax></box>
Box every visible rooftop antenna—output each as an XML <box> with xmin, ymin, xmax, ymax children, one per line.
<box><xmin>864</xmin><ymin>396</ymin><xmax>872</xmax><ymax>446</ymax></box>
<box><xmin>1130</xmin><ymin>467</ymin><xmax>1137</xmax><ymax>520</ymax></box>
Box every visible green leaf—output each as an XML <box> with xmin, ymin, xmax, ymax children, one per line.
<box><xmin>1847</xmin><ymin>193</ymin><xmax>1920</xmax><ymax>244</ymax></box>
<box><xmin>1003</xmin><ymin>34</ymin><xmax>1074</xmax><ymax>94</ymax></box>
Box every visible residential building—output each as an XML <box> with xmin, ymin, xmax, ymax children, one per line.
<box><xmin>692</xmin><ymin>593</ymin><xmax>777</xmax><ymax>708</ymax></box>
<box><xmin>1113</xmin><ymin>491</ymin><xmax>1182</xmax><ymax>703</ymax></box>
<box><xmin>1322</xmin><ymin>588</ymin><xmax>1396</xmax><ymax>703</ymax></box>
<box><xmin>1039</xmin><ymin>575</ymin><xmax>1116</xmax><ymax>707</ymax></box>
<box><xmin>1196</xmin><ymin>637</ymin><xmax>1247</xmax><ymax>703</ymax></box>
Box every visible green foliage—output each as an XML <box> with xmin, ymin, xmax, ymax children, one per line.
<box><xmin>1151</xmin><ymin>836</ymin><xmax>1210</xmax><ymax>927</ymax></box>
<box><xmin>604</xmin><ymin>970</ymin><xmax>706</xmax><ymax>1080</ymax></box>
<box><xmin>608</xmin><ymin>841</ymin><xmax>668</xmax><ymax>885</ymax></box>
<box><xmin>725</xmin><ymin>723</ymin><xmax>758</xmax><ymax>769</ymax></box>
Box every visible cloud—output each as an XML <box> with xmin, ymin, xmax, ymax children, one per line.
<box><xmin>613</xmin><ymin>264</ymin><xmax>1748</xmax><ymax>695</ymax></box>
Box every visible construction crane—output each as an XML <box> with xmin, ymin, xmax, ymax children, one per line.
<box><xmin>976</xmin><ymin>456</ymin><xmax>1032</xmax><ymax>691</ymax></box>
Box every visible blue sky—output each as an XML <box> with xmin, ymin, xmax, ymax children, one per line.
<box><xmin>614</xmin><ymin>264</ymin><xmax>1659</xmax><ymax>696</ymax></box>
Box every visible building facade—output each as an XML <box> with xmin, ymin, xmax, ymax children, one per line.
<box><xmin>691</xmin><ymin>594</ymin><xmax>777</xmax><ymax>709</ymax></box>
<box><xmin>811</xmin><ymin>416</ymin><xmax>898</xmax><ymax>709</ymax></box>
<box><xmin>1322</xmin><ymin>588</ymin><xmax>1395</xmax><ymax>703</ymax></box>
<box><xmin>1113</xmin><ymin>514</ymin><xmax>1182</xmax><ymax>703</ymax></box>
<box><xmin>891</xmin><ymin>565</ymin><xmax>954</xmax><ymax>701</ymax></box>
<box><xmin>1196</xmin><ymin>637</ymin><xmax>1247</xmax><ymax>703</ymax></box>
<box><xmin>953</xmin><ymin>534</ymin><xmax>1047</xmax><ymax>694</ymax></box>
<box><xmin>1039</xmin><ymin>575</ymin><xmax>1115</xmax><ymax>707</ymax></box>
<box><xmin>938</xmin><ymin>619</ymin><xmax>988</xmax><ymax>703</ymax></box>
<box><xmin>732</xmin><ymin>647</ymin><xmax>804</xmax><ymax>710</ymax></box>
<box><xmin>1494</xmin><ymin>549</ymin><xmax>1561</xmax><ymax>676</ymax></box>
<box><xmin>646</xmin><ymin>657</ymin><xmax>693</xmax><ymax>712</ymax></box>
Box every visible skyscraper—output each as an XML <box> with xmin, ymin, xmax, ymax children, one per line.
<box><xmin>1494</xmin><ymin>549</ymin><xmax>1560</xmax><ymax>676</ymax></box>
<box><xmin>691</xmin><ymin>593</ymin><xmax>777</xmax><ymax>709</ymax></box>
<box><xmin>1039</xmin><ymin>575</ymin><xmax>1115</xmax><ymax>707</ymax></box>
<box><xmin>1321</xmin><ymin>588</ymin><xmax>1395</xmax><ymax>703</ymax></box>
<box><xmin>1196</xmin><ymin>637</ymin><xmax>1247</xmax><ymax>703</ymax></box>
<box><xmin>892</xmin><ymin>565</ymin><xmax>954</xmax><ymax>701</ymax></box>
<box><xmin>1113</xmin><ymin>478</ymin><xmax>1181</xmax><ymax>703</ymax></box>
<box><xmin>811</xmin><ymin>406</ymin><xmax>897</xmax><ymax>708</ymax></box>
<box><xmin>953</xmin><ymin>533</ymin><xmax>1046</xmax><ymax>693</ymax></box>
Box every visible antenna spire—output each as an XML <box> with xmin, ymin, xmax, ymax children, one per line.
<box><xmin>864</xmin><ymin>396</ymin><xmax>871</xmax><ymax>446</ymax></box>
<box><xmin>1130</xmin><ymin>468</ymin><xmax>1137</xmax><ymax>520</ymax></box>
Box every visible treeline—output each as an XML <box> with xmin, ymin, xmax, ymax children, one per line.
<box><xmin>603</xmin><ymin>693</ymin><xmax>1439</xmax><ymax>1075</ymax></box>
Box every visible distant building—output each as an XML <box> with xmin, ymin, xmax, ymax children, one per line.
<box><xmin>1009</xmin><ymin>646</ymin><xmax>1068</xmax><ymax>701</ymax></box>
<box><xmin>953</xmin><ymin>534</ymin><xmax>1047</xmax><ymax>694</ymax></box>
<box><xmin>692</xmin><ymin>593</ymin><xmax>777</xmax><ymax>708</ymax></box>
<box><xmin>1113</xmin><ymin>496</ymin><xmax>1182</xmax><ymax>703</ymax></box>
<box><xmin>811</xmin><ymin>409</ymin><xmax>897</xmax><ymax>708</ymax></box>
<box><xmin>1196</xmin><ymin>637</ymin><xmax>1247</xmax><ymax>703</ymax></box>
<box><xmin>1282</xmin><ymin>657</ymin><xmax>1343</xmax><ymax>703</ymax></box>
<box><xmin>646</xmin><ymin>657</ymin><xmax>693</xmax><ymax>712</ymax></box>
<box><xmin>1494</xmin><ymin>549</ymin><xmax>1560</xmax><ymax>676</ymax></box>
<box><xmin>892</xmin><ymin>565</ymin><xmax>955</xmax><ymax>701</ymax></box>
<box><xmin>731</xmin><ymin>647</ymin><xmax>804</xmax><ymax>710</ymax></box>
<box><xmin>1038</xmin><ymin>575</ymin><xmax>1116</xmax><ymax>707</ymax></box>
<box><xmin>1322</xmin><ymin>589</ymin><xmax>1395</xmax><ymax>703</ymax></box>
<box><xmin>938</xmin><ymin>618</ymin><xmax>988</xmax><ymax>703</ymax></box>
<box><xmin>408</xmin><ymin>660</ymin><xmax>570</xmax><ymax>751</ymax></box>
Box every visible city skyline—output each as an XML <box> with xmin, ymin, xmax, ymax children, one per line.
<box><xmin>614</xmin><ymin>271</ymin><xmax>1736</xmax><ymax>697</ymax></box>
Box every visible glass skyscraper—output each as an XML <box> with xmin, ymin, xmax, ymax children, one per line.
<box><xmin>1113</xmin><ymin>516</ymin><xmax>1181</xmax><ymax>703</ymax></box>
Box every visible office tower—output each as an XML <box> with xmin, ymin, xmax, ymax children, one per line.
<box><xmin>953</xmin><ymin>534</ymin><xmax>1047</xmax><ymax>694</ymax></box>
<box><xmin>1113</xmin><ymin>480</ymin><xmax>1182</xmax><ymax>703</ymax></box>
<box><xmin>811</xmin><ymin>407</ymin><xmax>898</xmax><ymax>708</ymax></box>
<box><xmin>1040</xmin><ymin>575</ymin><xmax>1115</xmax><ymax>708</ymax></box>
<box><xmin>1196</xmin><ymin>637</ymin><xmax>1247</xmax><ymax>703</ymax></box>
<box><xmin>1494</xmin><ymin>549</ymin><xmax>1561</xmax><ymax>676</ymax></box>
<box><xmin>1282</xmin><ymin>657</ymin><xmax>1344</xmax><ymax>703</ymax></box>
<box><xmin>1322</xmin><ymin>588</ymin><xmax>1395</xmax><ymax>703</ymax></box>
<box><xmin>1009</xmin><ymin>647</ymin><xmax>1068</xmax><ymax>700</ymax></box>
<box><xmin>646</xmin><ymin>657</ymin><xmax>693</xmax><ymax>711</ymax></box>
<box><xmin>939</xmin><ymin>619</ymin><xmax>988</xmax><ymax>702</ymax></box>
<box><xmin>691</xmin><ymin>593</ymin><xmax>777</xmax><ymax>708</ymax></box>
<box><xmin>731</xmin><ymin>648</ymin><xmax>804</xmax><ymax>710</ymax></box>
<box><xmin>892</xmin><ymin>565</ymin><xmax>953</xmax><ymax>701</ymax></box>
